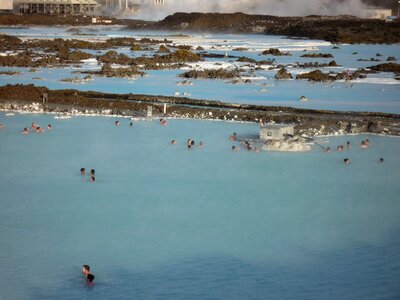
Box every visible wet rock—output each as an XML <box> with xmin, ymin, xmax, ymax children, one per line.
<box><xmin>357</xmin><ymin>57</ymin><xmax>381</xmax><ymax>62</ymax></box>
<box><xmin>274</xmin><ymin>67</ymin><xmax>292</xmax><ymax>80</ymax></box>
<box><xmin>163</xmin><ymin>49</ymin><xmax>202</xmax><ymax>63</ymax></box>
<box><xmin>367</xmin><ymin>121</ymin><xmax>383</xmax><ymax>133</ymax></box>
<box><xmin>335</xmin><ymin>68</ymin><xmax>367</xmax><ymax>80</ymax></box>
<box><xmin>176</xmin><ymin>80</ymin><xmax>193</xmax><ymax>86</ymax></box>
<box><xmin>237</xmin><ymin>56</ymin><xmax>257</xmax><ymax>63</ymax></box>
<box><xmin>257</xmin><ymin>60</ymin><xmax>274</xmax><ymax>65</ymax></box>
<box><xmin>82</xmin><ymin>63</ymin><xmax>144</xmax><ymax>78</ymax></box>
<box><xmin>68</xmin><ymin>50</ymin><xmax>93</xmax><ymax>62</ymax></box>
<box><xmin>196</xmin><ymin>46</ymin><xmax>204</xmax><ymax>51</ymax></box>
<box><xmin>130</xmin><ymin>44</ymin><xmax>143</xmax><ymax>51</ymax></box>
<box><xmin>233</xmin><ymin>47</ymin><xmax>249</xmax><ymax>51</ymax></box>
<box><xmin>0</xmin><ymin>71</ymin><xmax>22</xmax><ymax>76</ymax></box>
<box><xmin>98</xmin><ymin>50</ymin><xmax>132</xmax><ymax>65</ymax></box>
<box><xmin>296</xmin><ymin>70</ymin><xmax>334</xmax><ymax>82</ymax></box>
<box><xmin>157</xmin><ymin>45</ymin><xmax>171</xmax><ymax>53</ymax></box>
<box><xmin>387</xmin><ymin>56</ymin><xmax>397</xmax><ymax>62</ymax></box>
<box><xmin>328</xmin><ymin>60</ymin><xmax>339</xmax><ymax>66</ymax></box>
<box><xmin>261</xmin><ymin>48</ymin><xmax>291</xmax><ymax>56</ymax></box>
<box><xmin>301</xmin><ymin>53</ymin><xmax>334</xmax><ymax>58</ymax></box>
<box><xmin>368</xmin><ymin>63</ymin><xmax>400</xmax><ymax>73</ymax></box>
<box><xmin>179</xmin><ymin>68</ymin><xmax>239</xmax><ymax>79</ymax></box>
<box><xmin>168</xmin><ymin>44</ymin><xmax>192</xmax><ymax>50</ymax></box>
<box><xmin>0</xmin><ymin>34</ymin><xmax>23</xmax><ymax>51</ymax></box>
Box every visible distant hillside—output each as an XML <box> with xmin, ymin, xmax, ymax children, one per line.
<box><xmin>362</xmin><ymin>0</ymin><xmax>397</xmax><ymax>9</ymax></box>
<box><xmin>152</xmin><ymin>12</ymin><xmax>400</xmax><ymax>44</ymax></box>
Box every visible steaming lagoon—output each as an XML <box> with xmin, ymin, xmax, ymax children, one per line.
<box><xmin>0</xmin><ymin>112</ymin><xmax>400</xmax><ymax>299</ymax></box>
<box><xmin>1</xmin><ymin>25</ymin><xmax>400</xmax><ymax>299</ymax></box>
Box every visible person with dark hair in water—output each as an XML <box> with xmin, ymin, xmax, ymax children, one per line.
<box><xmin>86</xmin><ymin>273</ymin><xmax>95</xmax><ymax>285</ymax></box>
<box><xmin>89</xmin><ymin>169</ymin><xmax>95</xmax><ymax>182</ymax></box>
<box><xmin>82</xmin><ymin>265</ymin><xmax>90</xmax><ymax>276</ymax></box>
<box><xmin>82</xmin><ymin>265</ymin><xmax>95</xmax><ymax>285</ymax></box>
<box><xmin>80</xmin><ymin>168</ymin><xmax>86</xmax><ymax>176</ymax></box>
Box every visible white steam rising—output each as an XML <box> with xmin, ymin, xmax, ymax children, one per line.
<box><xmin>131</xmin><ymin>0</ymin><xmax>370</xmax><ymax>20</ymax></box>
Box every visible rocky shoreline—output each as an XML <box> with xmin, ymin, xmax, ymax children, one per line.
<box><xmin>1</xmin><ymin>34</ymin><xmax>399</xmax><ymax>83</ymax></box>
<box><xmin>1</xmin><ymin>84</ymin><xmax>399</xmax><ymax>138</ymax></box>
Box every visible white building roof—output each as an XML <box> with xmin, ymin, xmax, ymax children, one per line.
<box><xmin>0</xmin><ymin>0</ymin><xmax>13</xmax><ymax>10</ymax></box>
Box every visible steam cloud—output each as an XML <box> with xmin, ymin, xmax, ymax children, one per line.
<box><xmin>132</xmin><ymin>0</ymin><xmax>370</xmax><ymax>20</ymax></box>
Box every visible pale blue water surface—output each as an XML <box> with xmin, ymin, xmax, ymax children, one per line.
<box><xmin>1</xmin><ymin>112</ymin><xmax>400</xmax><ymax>299</ymax></box>
<box><xmin>0</xmin><ymin>26</ymin><xmax>399</xmax><ymax>113</ymax></box>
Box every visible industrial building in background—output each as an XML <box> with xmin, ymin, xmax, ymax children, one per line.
<box><xmin>1</xmin><ymin>0</ymin><xmax>167</xmax><ymax>16</ymax></box>
<box><xmin>0</xmin><ymin>0</ymin><xmax>14</xmax><ymax>14</ymax></box>
<box><xmin>14</xmin><ymin>0</ymin><xmax>102</xmax><ymax>16</ymax></box>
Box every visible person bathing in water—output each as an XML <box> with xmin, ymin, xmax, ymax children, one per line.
<box><xmin>82</xmin><ymin>265</ymin><xmax>95</xmax><ymax>286</ymax></box>
<box><xmin>22</xmin><ymin>127</ymin><xmax>29</xmax><ymax>135</ymax></box>
<box><xmin>89</xmin><ymin>169</ymin><xmax>95</xmax><ymax>182</ymax></box>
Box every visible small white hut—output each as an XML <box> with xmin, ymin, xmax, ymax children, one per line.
<box><xmin>260</xmin><ymin>124</ymin><xmax>294</xmax><ymax>141</ymax></box>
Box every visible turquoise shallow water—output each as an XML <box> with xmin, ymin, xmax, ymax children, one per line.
<box><xmin>0</xmin><ymin>112</ymin><xmax>400</xmax><ymax>299</ymax></box>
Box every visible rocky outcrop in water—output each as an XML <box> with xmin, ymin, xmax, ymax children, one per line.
<box><xmin>368</xmin><ymin>63</ymin><xmax>400</xmax><ymax>74</ymax></box>
<box><xmin>98</xmin><ymin>51</ymin><xmax>132</xmax><ymax>65</ymax></box>
<box><xmin>261</xmin><ymin>48</ymin><xmax>291</xmax><ymax>56</ymax></box>
<box><xmin>296</xmin><ymin>70</ymin><xmax>335</xmax><ymax>82</ymax></box>
<box><xmin>179</xmin><ymin>68</ymin><xmax>239</xmax><ymax>80</ymax></box>
<box><xmin>157</xmin><ymin>45</ymin><xmax>171</xmax><ymax>53</ymax></box>
<box><xmin>301</xmin><ymin>53</ymin><xmax>334</xmax><ymax>58</ymax></box>
<box><xmin>274</xmin><ymin>67</ymin><xmax>293</xmax><ymax>80</ymax></box>
<box><xmin>82</xmin><ymin>64</ymin><xmax>144</xmax><ymax>78</ymax></box>
<box><xmin>130</xmin><ymin>44</ymin><xmax>143</xmax><ymax>51</ymax></box>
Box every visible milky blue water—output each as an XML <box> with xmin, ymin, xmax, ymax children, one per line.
<box><xmin>0</xmin><ymin>26</ymin><xmax>399</xmax><ymax>113</ymax></box>
<box><xmin>1</xmin><ymin>112</ymin><xmax>400</xmax><ymax>299</ymax></box>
